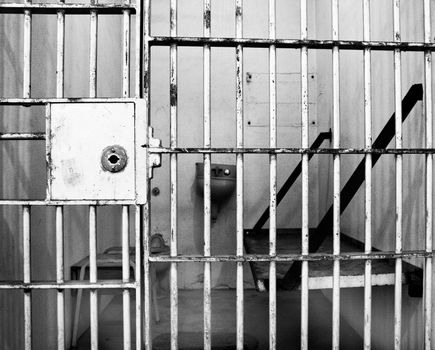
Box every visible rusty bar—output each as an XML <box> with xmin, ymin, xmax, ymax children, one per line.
<box><xmin>393</xmin><ymin>0</ymin><xmax>402</xmax><ymax>348</ymax></box>
<box><xmin>135</xmin><ymin>205</ymin><xmax>144</xmax><ymax>349</ymax></box>
<box><xmin>0</xmin><ymin>3</ymin><xmax>135</xmax><ymax>13</ymax></box>
<box><xmin>122</xmin><ymin>6</ymin><xmax>131</xmax><ymax>98</ymax></box>
<box><xmin>268</xmin><ymin>0</ymin><xmax>277</xmax><ymax>349</ymax></box>
<box><xmin>89</xmin><ymin>10</ymin><xmax>98</xmax><ymax>98</ymax></box>
<box><xmin>56</xmin><ymin>6</ymin><xmax>65</xmax><ymax>98</ymax></box>
<box><xmin>0</xmin><ymin>133</ymin><xmax>45</xmax><ymax>140</ymax></box>
<box><xmin>235</xmin><ymin>0</ymin><xmax>244</xmax><ymax>349</ymax></box>
<box><xmin>0</xmin><ymin>281</ymin><xmax>137</xmax><ymax>289</ymax></box>
<box><xmin>0</xmin><ymin>97</ymin><xmax>139</xmax><ymax>104</ymax></box>
<box><xmin>56</xmin><ymin>206</ymin><xmax>65</xmax><ymax>349</ymax></box>
<box><xmin>23</xmin><ymin>7</ymin><xmax>31</xmax><ymax>99</ymax></box>
<box><xmin>0</xmin><ymin>200</ymin><xmax>136</xmax><ymax>206</ymax></box>
<box><xmin>300</xmin><ymin>0</ymin><xmax>309</xmax><ymax>348</ymax></box>
<box><xmin>147</xmin><ymin>147</ymin><xmax>434</xmax><ymax>155</ymax></box>
<box><xmin>89</xmin><ymin>205</ymin><xmax>98</xmax><ymax>350</ymax></box>
<box><xmin>363</xmin><ymin>0</ymin><xmax>372</xmax><ymax>348</ymax></box>
<box><xmin>332</xmin><ymin>0</ymin><xmax>340</xmax><ymax>348</ymax></box>
<box><xmin>23</xmin><ymin>205</ymin><xmax>31</xmax><ymax>350</ymax></box>
<box><xmin>424</xmin><ymin>0</ymin><xmax>433</xmax><ymax>348</ymax></box>
<box><xmin>170</xmin><ymin>0</ymin><xmax>179</xmax><ymax>348</ymax></box>
<box><xmin>149</xmin><ymin>36</ymin><xmax>435</xmax><ymax>51</ymax></box>
<box><xmin>203</xmin><ymin>0</ymin><xmax>212</xmax><ymax>349</ymax></box>
<box><xmin>122</xmin><ymin>206</ymin><xmax>131</xmax><ymax>350</ymax></box>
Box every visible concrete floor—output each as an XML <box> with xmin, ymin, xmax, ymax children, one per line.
<box><xmin>76</xmin><ymin>289</ymin><xmax>363</xmax><ymax>349</ymax></box>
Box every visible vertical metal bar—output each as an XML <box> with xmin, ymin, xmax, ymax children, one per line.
<box><xmin>122</xmin><ymin>206</ymin><xmax>131</xmax><ymax>350</ymax></box>
<box><xmin>89</xmin><ymin>10</ymin><xmax>98</xmax><ymax>98</ymax></box>
<box><xmin>300</xmin><ymin>0</ymin><xmax>309</xmax><ymax>348</ymax></box>
<box><xmin>135</xmin><ymin>205</ymin><xmax>144</xmax><ymax>349</ymax></box>
<box><xmin>122</xmin><ymin>4</ymin><xmax>131</xmax><ymax>98</ymax></box>
<box><xmin>56</xmin><ymin>206</ymin><xmax>65</xmax><ymax>350</ymax></box>
<box><xmin>331</xmin><ymin>0</ymin><xmax>340</xmax><ymax>348</ymax></box>
<box><xmin>89</xmin><ymin>206</ymin><xmax>98</xmax><ymax>350</ymax></box>
<box><xmin>203</xmin><ymin>0</ymin><xmax>212</xmax><ymax>349</ymax></box>
<box><xmin>56</xmin><ymin>5</ymin><xmax>65</xmax><ymax>348</ymax></box>
<box><xmin>56</xmin><ymin>7</ymin><xmax>65</xmax><ymax>98</ymax></box>
<box><xmin>170</xmin><ymin>0</ymin><xmax>179</xmax><ymax>348</ymax></box>
<box><xmin>143</xmin><ymin>0</ymin><xmax>151</xmax><ymax>347</ymax></box>
<box><xmin>235</xmin><ymin>0</ymin><xmax>244</xmax><ymax>349</ymax></box>
<box><xmin>23</xmin><ymin>205</ymin><xmax>31</xmax><ymax>350</ymax></box>
<box><xmin>393</xmin><ymin>1</ymin><xmax>402</xmax><ymax>349</ymax></box>
<box><xmin>23</xmin><ymin>4</ymin><xmax>31</xmax><ymax>98</ymax></box>
<box><xmin>135</xmin><ymin>0</ymin><xmax>142</xmax><ymax>98</ymax></box>
<box><xmin>424</xmin><ymin>0</ymin><xmax>433</xmax><ymax>348</ymax></box>
<box><xmin>268</xmin><ymin>0</ymin><xmax>277</xmax><ymax>349</ymax></box>
<box><xmin>363</xmin><ymin>0</ymin><xmax>372</xmax><ymax>348</ymax></box>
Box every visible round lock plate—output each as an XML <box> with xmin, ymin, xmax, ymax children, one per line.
<box><xmin>101</xmin><ymin>145</ymin><xmax>128</xmax><ymax>173</ymax></box>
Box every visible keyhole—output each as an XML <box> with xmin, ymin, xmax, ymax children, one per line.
<box><xmin>108</xmin><ymin>154</ymin><xmax>120</xmax><ymax>164</ymax></box>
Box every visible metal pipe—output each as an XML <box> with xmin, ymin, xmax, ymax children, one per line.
<box><xmin>89</xmin><ymin>205</ymin><xmax>98</xmax><ymax>350</ymax></box>
<box><xmin>135</xmin><ymin>205</ymin><xmax>143</xmax><ymax>349</ymax></box>
<box><xmin>170</xmin><ymin>0</ymin><xmax>179</xmax><ymax>347</ymax></box>
<box><xmin>424</xmin><ymin>0</ymin><xmax>433</xmax><ymax>348</ymax></box>
<box><xmin>23</xmin><ymin>205</ymin><xmax>31</xmax><ymax>350</ymax></box>
<box><xmin>89</xmin><ymin>10</ymin><xmax>98</xmax><ymax>98</ymax></box>
<box><xmin>363</xmin><ymin>0</ymin><xmax>372</xmax><ymax>348</ymax></box>
<box><xmin>300</xmin><ymin>0</ymin><xmax>309</xmax><ymax>348</ymax></box>
<box><xmin>235</xmin><ymin>0</ymin><xmax>244</xmax><ymax>349</ymax></box>
<box><xmin>122</xmin><ymin>206</ymin><xmax>131</xmax><ymax>350</ymax></box>
<box><xmin>393</xmin><ymin>1</ymin><xmax>403</xmax><ymax>348</ymax></box>
<box><xmin>56</xmin><ymin>206</ymin><xmax>65</xmax><ymax>349</ymax></box>
<box><xmin>0</xmin><ymin>133</ymin><xmax>45</xmax><ymax>140</ymax></box>
<box><xmin>268</xmin><ymin>0</ymin><xmax>277</xmax><ymax>349</ymax></box>
<box><xmin>332</xmin><ymin>0</ymin><xmax>340</xmax><ymax>347</ymax></box>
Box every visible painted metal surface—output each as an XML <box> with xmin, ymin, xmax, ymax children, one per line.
<box><xmin>48</xmin><ymin>103</ymin><xmax>135</xmax><ymax>200</ymax></box>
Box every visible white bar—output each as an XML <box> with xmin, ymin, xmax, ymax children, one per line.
<box><xmin>89</xmin><ymin>205</ymin><xmax>98</xmax><ymax>350</ymax></box>
<box><xmin>122</xmin><ymin>206</ymin><xmax>131</xmax><ymax>350</ymax></box>
<box><xmin>332</xmin><ymin>0</ymin><xmax>340</xmax><ymax>348</ymax></box>
<box><xmin>203</xmin><ymin>1</ymin><xmax>212</xmax><ymax>349</ymax></box>
<box><xmin>235</xmin><ymin>0</ymin><xmax>244</xmax><ymax>349</ymax></box>
<box><xmin>89</xmin><ymin>10</ymin><xmax>98</xmax><ymax>98</ymax></box>
<box><xmin>268</xmin><ymin>0</ymin><xmax>277</xmax><ymax>349</ymax></box>
<box><xmin>143</xmin><ymin>0</ymin><xmax>151</xmax><ymax>348</ymax></box>
<box><xmin>300</xmin><ymin>0</ymin><xmax>309</xmax><ymax>348</ymax></box>
<box><xmin>135</xmin><ymin>205</ymin><xmax>143</xmax><ymax>349</ymax></box>
<box><xmin>56</xmin><ymin>206</ymin><xmax>65</xmax><ymax>349</ymax></box>
<box><xmin>363</xmin><ymin>0</ymin><xmax>372</xmax><ymax>348</ymax></box>
<box><xmin>122</xmin><ymin>7</ymin><xmax>131</xmax><ymax>98</ymax></box>
<box><xmin>23</xmin><ymin>205</ymin><xmax>31</xmax><ymax>350</ymax></box>
<box><xmin>23</xmin><ymin>9</ymin><xmax>31</xmax><ymax>98</ymax></box>
<box><xmin>393</xmin><ymin>0</ymin><xmax>402</xmax><ymax>348</ymax></box>
<box><xmin>424</xmin><ymin>0</ymin><xmax>433</xmax><ymax>348</ymax></box>
<box><xmin>170</xmin><ymin>0</ymin><xmax>179</xmax><ymax>348</ymax></box>
<box><xmin>56</xmin><ymin>10</ymin><xmax>65</xmax><ymax>98</ymax></box>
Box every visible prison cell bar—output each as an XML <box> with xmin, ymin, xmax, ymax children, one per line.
<box><xmin>170</xmin><ymin>0</ymin><xmax>179</xmax><ymax>348</ymax></box>
<box><xmin>235</xmin><ymin>0</ymin><xmax>244</xmax><ymax>349</ymax></box>
<box><xmin>23</xmin><ymin>0</ymin><xmax>32</xmax><ymax>345</ymax></box>
<box><xmin>268</xmin><ymin>0</ymin><xmax>277</xmax><ymax>349</ymax></box>
<box><xmin>331</xmin><ymin>0</ymin><xmax>340</xmax><ymax>347</ymax></box>
<box><xmin>0</xmin><ymin>3</ymin><xmax>135</xmax><ymax>13</ymax></box>
<box><xmin>144</xmin><ymin>0</ymin><xmax>151</xmax><ymax>347</ymax></box>
<box><xmin>363</xmin><ymin>0</ymin><xmax>372</xmax><ymax>348</ymax></box>
<box><xmin>300</xmin><ymin>0</ymin><xmax>309</xmax><ymax>347</ymax></box>
<box><xmin>393</xmin><ymin>0</ymin><xmax>402</xmax><ymax>348</ymax></box>
<box><xmin>55</xmin><ymin>4</ymin><xmax>65</xmax><ymax>346</ymax></box>
<box><xmin>150</xmin><ymin>36</ymin><xmax>435</xmax><ymax>51</ymax></box>
<box><xmin>202</xmin><ymin>0</ymin><xmax>212</xmax><ymax>349</ymax></box>
<box><xmin>424</xmin><ymin>0</ymin><xmax>433</xmax><ymax>348</ymax></box>
<box><xmin>122</xmin><ymin>0</ymin><xmax>132</xmax><ymax>346</ymax></box>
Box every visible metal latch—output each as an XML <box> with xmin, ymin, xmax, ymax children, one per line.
<box><xmin>148</xmin><ymin>126</ymin><xmax>161</xmax><ymax>179</ymax></box>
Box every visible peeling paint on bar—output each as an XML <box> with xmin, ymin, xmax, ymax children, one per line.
<box><xmin>150</xmin><ymin>36</ymin><xmax>435</xmax><ymax>51</ymax></box>
<box><xmin>147</xmin><ymin>147</ymin><xmax>435</xmax><ymax>154</ymax></box>
<box><xmin>0</xmin><ymin>3</ymin><xmax>135</xmax><ymax>14</ymax></box>
<box><xmin>0</xmin><ymin>133</ymin><xmax>45</xmax><ymax>140</ymax></box>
